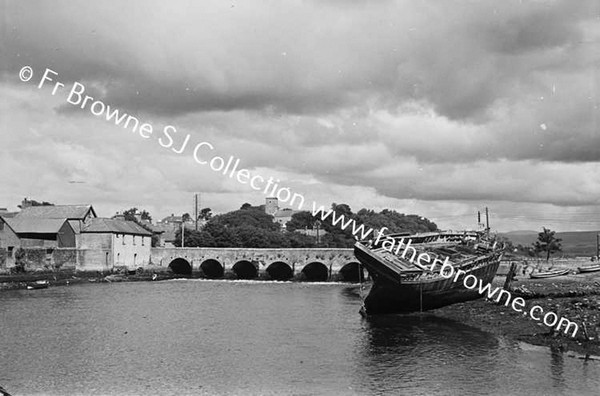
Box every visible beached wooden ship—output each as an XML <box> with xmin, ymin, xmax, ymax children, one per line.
<box><xmin>354</xmin><ymin>231</ymin><xmax>503</xmax><ymax>315</ymax></box>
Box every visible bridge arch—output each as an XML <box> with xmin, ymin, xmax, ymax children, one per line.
<box><xmin>266</xmin><ymin>261</ymin><xmax>293</xmax><ymax>281</ymax></box>
<box><xmin>233</xmin><ymin>260</ymin><xmax>258</xmax><ymax>279</ymax></box>
<box><xmin>200</xmin><ymin>259</ymin><xmax>224</xmax><ymax>279</ymax></box>
<box><xmin>302</xmin><ymin>261</ymin><xmax>329</xmax><ymax>282</ymax></box>
<box><xmin>339</xmin><ymin>262</ymin><xmax>364</xmax><ymax>282</ymax></box>
<box><xmin>169</xmin><ymin>258</ymin><xmax>192</xmax><ymax>276</ymax></box>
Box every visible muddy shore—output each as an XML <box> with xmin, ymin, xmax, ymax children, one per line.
<box><xmin>433</xmin><ymin>272</ymin><xmax>600</xmax><ymax>357</ymax></box>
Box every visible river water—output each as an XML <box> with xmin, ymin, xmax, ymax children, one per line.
<box><xmin>1</xmin><ymin>280</ymin><xmax>599</xmax><ymax>395</ymax></box>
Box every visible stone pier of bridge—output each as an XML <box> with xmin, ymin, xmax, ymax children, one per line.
<box><xmin>149</xmin><ymin>247</ymin><xmax>363</xmax><ymax>281</ymax></box>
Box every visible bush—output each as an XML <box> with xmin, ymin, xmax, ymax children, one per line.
<box><xmin>13</xmin><ymin>247</ymin><xmax>26</xmax><ymax>273</ymax></box>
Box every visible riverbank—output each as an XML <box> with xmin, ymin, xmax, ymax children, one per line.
<box><xmin>0</xmin><ymin>269</ymin><xmax>183</xmax><ymax>291</ymax></box>
<box><xmin>433</xmin><ymin>272</ymin><xmax>600</xmax><ymax>357</ymax></box>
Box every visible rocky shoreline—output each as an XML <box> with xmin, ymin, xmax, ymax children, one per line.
<box><xmin>433</xmin><ymin>272</ymin><xmax>600</xmax><ymax>357</ymax></box>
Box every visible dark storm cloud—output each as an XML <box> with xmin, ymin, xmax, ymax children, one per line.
<box><xmin>3</xmin><ymin>0</ymin><xmax>595</xmax><ymax>119</ymax></box>
<box><xmin>1</xmin><ymin>0</ymin><xmax>599</xmax><ymax>218</ymax></box>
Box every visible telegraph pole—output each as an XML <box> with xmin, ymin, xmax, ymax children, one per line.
<box><xmin>194</xmin><ymin>193</ymin><xmax>199</xmax><ymax>231</ymax></box>
<box><xmin>597</xmin><ymin>233</ymin><xmax>599</xmax><ymax>260</ymax></box>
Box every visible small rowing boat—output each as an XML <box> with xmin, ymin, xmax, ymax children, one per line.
<box><xmin>529</xmin><ymin>268</ymin><xmax>570</xmax><ymax>279</ymax></box>
<box><xmin>26</xmin><ymin>280</ymin><xmax>49</xmax><ymax>290</ymax></box>
<box><xmin>578</xmin><ymin>264</ymin><xmax>600</xmax><ymax>274</ymax></box>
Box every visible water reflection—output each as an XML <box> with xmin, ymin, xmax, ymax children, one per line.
<box><xmin>354</xmin><ymin>314</ymin><xmax>500</xmax><ymax>394</ymax></box>
<box><xmin>550</xmin><ymin>347</ymin><xmax>565</xmax><ymax>391</ymax></box>
<box><xmin>1</xmin><ymin>281</ymin><xmax>599</xmax><ymax>395</ymax></box>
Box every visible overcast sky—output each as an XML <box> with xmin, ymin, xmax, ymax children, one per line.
<box><xmin>1</xmin><ymin>0</ymin><xmax>599</xmax><ymax>232</ymax></box>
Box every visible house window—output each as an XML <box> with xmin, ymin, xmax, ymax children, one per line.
<box><xmin>122</xmin><ymin>234</ymin><xmax>125</xmax><ymax>245</ymax></box>
<box><xmin>141</xmin><ymin>236</ymin><xmax>145</xmax><ymax>246</ymax></box>
<box><xmin>117</xmin><ymin>253</ymin><xmax>120</xmax><ymax>263</ymax></box>
<box><xmin>133</xmin><ymin>236</ymin><xmax>136</xmax><ymax>246</ymax></box>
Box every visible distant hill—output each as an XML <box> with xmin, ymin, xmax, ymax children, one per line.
<box><xmin>501</xmin><ymin>230</ymin><xmax>600</xmax><ymax>258</ymax></box>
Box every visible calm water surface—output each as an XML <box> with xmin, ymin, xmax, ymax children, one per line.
<box><xmin>1</xmin><ymin>280</ymin><xmax>599</xmax><ymax>395</ymax></box>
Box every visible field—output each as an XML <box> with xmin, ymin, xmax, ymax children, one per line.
<box><xmin>502</xmin><ymin>230</ymin><xmax>600</xmax><ymax>258</ymax></box>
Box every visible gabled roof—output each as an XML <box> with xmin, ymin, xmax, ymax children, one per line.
<box><xmin>16</xmin><ymin>205</ymin><xmax>96</xmax><ymax>220</ymax></box>
<box><xmin>82</xmin><ymin>218</ymin><xmax>152</xmax><ymax>236</ymax></box>
<box><xmin>3</xmin><ymin>217</ymin><xmax>72</xmax><ymax>234</ymax></box>
<box><xmin>68</xmin><ymin>220</ymin><xmax>82</xmax><ymax>233</ymax></box>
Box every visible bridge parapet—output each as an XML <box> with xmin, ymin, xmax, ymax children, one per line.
<box><xmin>149</xmin><ymin>247</ymin><xmax>361</xmax><ymax>281</ymax></box>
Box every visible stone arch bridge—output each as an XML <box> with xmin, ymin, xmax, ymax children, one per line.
<box><xmin>149</xmin><ymin>248</ymin><xmax>363</xmax><ymax>282</ymax></box>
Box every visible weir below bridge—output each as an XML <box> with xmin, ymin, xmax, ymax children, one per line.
<box><xmin>149</xmin><ymin>248</ymin><xmax>364</xmax><ymax>282</ymax></box>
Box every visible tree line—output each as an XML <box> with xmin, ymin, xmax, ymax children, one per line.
<box><xmin>173</xmin><ymin>203</ymin><xmax>438</xmax><ymax>248</ymax></box>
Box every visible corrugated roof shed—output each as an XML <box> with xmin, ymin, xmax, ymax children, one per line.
<box><xmin>82</xmin><ymin>218</ymin><xmax>152</xmax><ymax>236</ymax></box>
<box><xmin>16</xmin><ymin>205</ymin><xmax>96</xmax><ymax>220</ymax></box>
<box><xmin>3</xmin><ymin>217</ymin><xmax>71</xmax><ymax>234</ymax></box>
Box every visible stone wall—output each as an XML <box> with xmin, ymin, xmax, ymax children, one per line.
<box><xmin>23</xmin><ymin>248</ymin><xmax>48</xmax><ymax>271</ymax></box>
<box><xmin>77</xmin><ymin>248</ymin><xmax>112</xmax><ymax>272</ymax></box>
<box><xmin>53</xmin><ymin>248</ymin><xmax>77</xmax><ymax>270</ymax></box>
<box><xmin>0</xmin><ymin>248</ymin><xmax>7</xmax><ymax>272</ymax></box>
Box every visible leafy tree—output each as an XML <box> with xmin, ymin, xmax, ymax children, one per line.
<box><xmin>174</xmin><ymin>228</ymin><xmax>215</xmax><ymax>247</ymax></box>
<box><xmin>121</xmin><ymin>208</ymin><xmax>158</xmax><ymax>247</ymax></box>
<box><xmin>355</xmin><ymin>208</ymin><xmax>437</xmax><ymax>234</ymax></box>
<box><xmin>19</xmin><ymin>198</ymin><xmax>54</xmax><ymax>208</ymax></box>
<box><xmin>179</xmin><ymin>202</ymin><xmax>438</xmax><ymax>249</ymax></box>
<box><xmin>286</xmin><ymin>211</ymin><xmax>316</xmax><ymax>232</ymax></box>
<box><xmin>122</xmin><ymin>208</ymin><xmax>152</xmax><ymax>221</ymax></box>
<box><xmin>182</xmin><ymin>213</ymin><xmax>191</xmax><ymax>222</ymax></box>
<box><xmin>203</xmin><ymin>220</ymin><xmax>242</xmax><ymax>247</ymax></box>
<box><xmin>199</xmin><ymin>208</ymin><xmax>212</xmax><ymax>221</ymax></box>
<box><xmin>13</xmin><ymin>247</ymin><xmax>26</xmax><ymax>273</ymax></box>
<box><xmin>214</xmin><ymin>206</ymin><xmax>280</xmax><ymax>231</ymax></box>
<box><xmin>139</xmin><ymin>210</ymin><xmax>152</xmax><ymax>221</ymax></box>
<box><xmin>285</xmin><ymin>231</ymin><xmax>316</xmax><ymax>248</ymax></box>
<box><xmin>533</xmin><ymin>227</ymin><xmax>562</xmax><ymax>261</ymax></box>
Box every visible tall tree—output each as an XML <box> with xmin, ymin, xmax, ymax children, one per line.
<box><xmin>533</xmin><ymin>227</ymin><xmax>562</xmax><ymax>261</ymax></box>
<box><xmin>285</xmin><ymin>211</ymin><xmax>316</xmax><ymax>232</ymax></box>
<box><xmin>123</xmin><ymin>207</ymin><xmax>152</xmax><ymax>222</ymax></box>
<box><xmin>199</xmin><ymin>207</ymin><xmax>213</xmax><ymax>221</ymax></box>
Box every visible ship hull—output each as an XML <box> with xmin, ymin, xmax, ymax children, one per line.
<box><xmin>354</xmin><ymin>236</ymin><xmax>502</xmax><ymax>315</ymax></box>
<box><xmin>362</xmin><ymin>260</ymin><xmax>500</xmax><ymax>314</ymax></box>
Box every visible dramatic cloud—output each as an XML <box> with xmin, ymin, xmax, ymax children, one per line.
<box><xmin>1</xmin><ymin>0</ymin><xmax>599</xmax><ymax>231</ymax></box>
